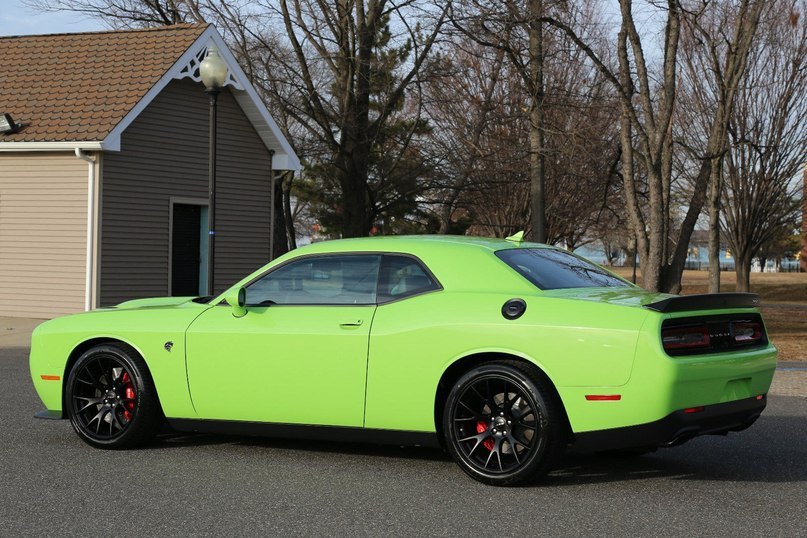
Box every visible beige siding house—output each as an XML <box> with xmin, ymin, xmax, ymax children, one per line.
<box><xmin>0</xmin><ymin>25</ymin><xmax>299</xmax><ymax>318</ymax></box>
<box><xmin>0</xmin><ymin>153</ymin><xmax>94</xmax><ymax>318</ymax></box>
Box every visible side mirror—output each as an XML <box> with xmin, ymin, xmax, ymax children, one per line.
<box><xmin>224</xmin><ymin>287</ymin><xmax>247</xmax><ymax>318</ymax></box>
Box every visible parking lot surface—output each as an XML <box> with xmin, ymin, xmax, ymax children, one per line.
<box><xmin>2</xmin><ymin>345</ymin><xmax>805</xmax><ymax>536</ymax></box>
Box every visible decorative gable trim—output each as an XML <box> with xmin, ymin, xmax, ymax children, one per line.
<box><xmin>102</xmin><ymin>26</ymin><xmax>299</xmax><ymax>170</ymax></box>
<box><xmin>174</xmin><ymin>45</ymin><xmax>244</xmax><ymax>90</ymax></box>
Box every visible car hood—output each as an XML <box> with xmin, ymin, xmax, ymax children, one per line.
<box><xmin>538</xmin><ymin>287</ymin><xmax>675</xmax><ymax>308</ymax></box>
<box><xmin>115</xmin><ymin>296</ymin><xmax>200</xmax><ymax>310</ymax></box>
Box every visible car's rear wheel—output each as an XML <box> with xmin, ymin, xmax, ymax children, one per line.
<box><xmin>65</xmin><ymin>344</ymin><xmax>161</xmax><ymax>449</ymax></box>
<box><xmin>443</xmin><ymin>361</ymin><xmax>565</xmax><ymax>486</ymax></box>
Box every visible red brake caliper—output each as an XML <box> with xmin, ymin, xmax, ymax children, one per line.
<box><xmin>476</xmin><ymin>421</ymin><xmax>495</xmax><ymax>451</ymax></box>
<box><xmin>121</xmin><ymin>372</ymin><xmax>136</xmax><ymax>421</ymax></box>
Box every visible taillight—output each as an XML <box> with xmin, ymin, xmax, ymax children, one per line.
<box><xmin>732</xmin><ymin>321</ymin><xmax>763</xmax><ymax>345</ymax></box>
<box><xmin>662</xmin><ymin>324</ymin><xmax>710</xmax><ymax>351</ymax></box>
<box><xmin>662</xmin><ymin>314</ymin><xmax>766</xmax><ymax>356</ymax></box>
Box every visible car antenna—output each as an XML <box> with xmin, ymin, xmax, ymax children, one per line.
<box><xmin>505</xmin><ymin>231</ymin><xmax>525</xmax><ymax>243</ymax></box>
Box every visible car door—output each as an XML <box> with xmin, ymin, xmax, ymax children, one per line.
<box><xmin>185</xmin><ymin>253</ymin><xmax>380</xmax><ymax>427</ymax></box>
<box><xmin>362</xmin><ymin>254</ymin><xmax>444</xmax><ymax>431</ymax></box>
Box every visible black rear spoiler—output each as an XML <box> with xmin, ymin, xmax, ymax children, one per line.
<box><xmin>644</xmin><ymin>293</ymin><xmax>760</xmax><ymax>313</ymax></box>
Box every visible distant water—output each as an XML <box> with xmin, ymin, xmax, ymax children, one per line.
<box><xmin>572</xmin><ymin>242</ymin><xmax>799</xmax><ymax>271</ymax></box>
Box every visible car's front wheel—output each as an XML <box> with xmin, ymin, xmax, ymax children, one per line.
<box><xmin>443</xmin><ymin>361</ymin><xmax>566</xmax><ymax>486</ymax></box>
<box><xmin>65</xmin><ymin>344</ymin><xmax>161</xmax><ymax>449</ymax></box>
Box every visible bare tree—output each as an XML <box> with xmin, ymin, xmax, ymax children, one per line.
<box><xmin>222</xmin><ymin>0</ymin><xmax>449</xmax><ymax>237</ymax></box>
<box><xmin>448</xmin><ymin>0</ymin><xmax>574</xmax><ymax>243</ymax></box>
<box><xmin>720</xmin><ymin>1</ymin><xmax>806</xmax><ymax>291</ymax></box>
<box><xmin>423</xmin><ymin>41</ymin><xmax>532</xmax><ymax>236</ymax></box>
<box><xmin>423</xmin><ymin>14</ymin><xmax>619</xmax><ymax>244</ymax></box>
<box><xmin>541</xmin><ymin>34</ymin><xmax>620</xmax><ymax>248</ymax></box>
<box><xmin>423</xmin><ymin>44</ymin><xmax>508</xmax><ymax>234</ymax></box>
<box><xmin>436</xmin><ymin>1</ymin><xmax>616</xmax><ymax>243</ymax></box>
<box><xmin>26</xmin><ymin>0</ymin><xmax>203</xmax><ymax>26</ymax></box>
<box><xmin>678</xmin><ymin>0</ymin><xmax>767</xmax><ymax>292</ymax></box>
<box><xmin>538</xmin><ymin>0</ymin><xmax>765</xmax><ymax>292</ymax></box>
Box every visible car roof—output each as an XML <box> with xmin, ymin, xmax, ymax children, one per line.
<box><xmin>296</xmin><ymin>235</ymin><xmax>554</xmax><ymax>255</ymax></box>
<box><xmin>228</xmin><ymin>234</ymin><xmax>556</xmax><ymax>297</ymax></box>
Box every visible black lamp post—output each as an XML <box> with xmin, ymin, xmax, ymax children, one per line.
<box><xmin>200</xmin><ymin>46</ymin><xmax>228</xmax><ymax>295</ymax></box>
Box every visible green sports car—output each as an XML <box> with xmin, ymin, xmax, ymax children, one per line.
<box><xmin>30</xmin><ymin>235</ymin><xmax>776</xmax><ymax>486</ymax></box>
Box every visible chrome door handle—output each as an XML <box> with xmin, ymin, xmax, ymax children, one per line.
<box><xmin>339</xmin><ymin>320</ymin><xmax>364</xmax><ymax>328</ymax></box>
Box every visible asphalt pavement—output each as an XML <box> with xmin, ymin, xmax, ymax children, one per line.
<box><xmin>2</xmin><ymin>345</ymin><xmax>806</xmax><ymax>536</ymax></box>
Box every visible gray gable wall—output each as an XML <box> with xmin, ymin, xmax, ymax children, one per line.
<box><xmin>99</xmin><ymin>78</ymin><xmax>275</xmax><ymax>306</ymax></box>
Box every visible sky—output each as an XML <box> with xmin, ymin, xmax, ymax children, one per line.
<box><xmin>0</xmin><ymin>0</ymin><xmax>105</xmax><ymax>36</ymax></box>
<box><xmin>0</xmin><ymin>0</ymin><xmax>662</xmax><ymax>42</ymax></box>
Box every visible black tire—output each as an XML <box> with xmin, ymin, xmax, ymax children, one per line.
<box><xmin>442</xmin><ymin>360</ymin><xmax>566</xmax><ymax>486</ymax></box>
<box><xmin>65</xmin><ymin>344</ymin><xmax>162</xmax><ymax>449</ymax></box>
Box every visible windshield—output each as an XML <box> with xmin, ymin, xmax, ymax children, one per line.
<box><xmin>496</xmin><ymin>248</ymin><xmax>631</xmax><ymax>290</ymax></box>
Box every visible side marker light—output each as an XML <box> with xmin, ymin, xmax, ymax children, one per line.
<box><xmin>585</xmin><ymin>395</ymin><xmax>621</xmax><ymax>401</ymax></box>
<box><xmin>40</xmin><ymin>375</ymin><xmax>60</xmax><ymax>381</ymax></box>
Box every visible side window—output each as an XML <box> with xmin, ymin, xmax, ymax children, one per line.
<box><xmin>245</xmin><ymin>254</ymin><xmax>380</xmax><ymax>305</ymax></box>
<box><xmin>378</xmin><ymin>255</ymin><xmax>440</xmax><ymax>303</ymax></box>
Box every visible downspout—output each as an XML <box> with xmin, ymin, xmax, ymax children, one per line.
<box><xmin>75</xmin><ymin>148</ymin><xmax>97</xmax><ymax>311</ymax></box>
<box><xmin>268</xmin><ymin>150</ymin><xmax>275</xmax><ymax>261</ymax></box>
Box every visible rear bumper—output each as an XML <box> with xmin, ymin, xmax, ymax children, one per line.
<box><xmin>572</xmin><ymin>395</ymin><xmax>766</xmax><ymax>451</ymax></box>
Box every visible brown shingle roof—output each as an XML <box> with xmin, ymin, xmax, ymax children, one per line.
<box><xmin>0</xmin><ymin>24</ymin><xmax>208</xmax><ymax>142</ymax></box>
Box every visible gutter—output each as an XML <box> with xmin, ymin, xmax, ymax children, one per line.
<box><xmin>268</xmin><ymin>150</ymin><xmax>275</xmax><ymax>260</ymax></box>
<box><xmin>0</xmin><ymin>141</ymin><xmax>104</xmax><ymax>152</ymax></box>
<box><xmin>75</xmin><ymin>148</ymin><xmax>97</xmax><ymax>311</ymax></box>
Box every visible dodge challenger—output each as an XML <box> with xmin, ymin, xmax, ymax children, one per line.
<box><xmin>30</xmin><ymin>234</ymin><xmax>777</xmax><ymax>485</ymax></box>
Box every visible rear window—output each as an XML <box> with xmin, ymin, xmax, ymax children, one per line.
<box><xmin>495</xmin><ymin>248</ymin><xmax>630</xmax><ymax>290</ymax></box>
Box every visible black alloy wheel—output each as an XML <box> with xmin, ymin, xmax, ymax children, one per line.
<box><xmin>66</xmin><ymin>344</ymin><xmax>161</xmax><ymax>449</ymax></box>
<box><xmin>443</xmin><ymin>361</ymin><xmax>565</xmax><ymax>486</ymax></box>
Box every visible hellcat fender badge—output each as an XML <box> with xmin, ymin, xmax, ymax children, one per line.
<box><xmin>164</xmin><ymin>341</ymin><xmax>174</xmax><ymax>352</ymax></box>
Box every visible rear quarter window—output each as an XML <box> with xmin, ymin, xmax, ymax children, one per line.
<box><xmin>378</xmin><ymin>254</ymin><xmax>441</xmax><ymax>302</ymax></box>
<box><xmin>495</xmin><ymin>248</ymin><xmax>630</xmax><ymax>290</ymax></box>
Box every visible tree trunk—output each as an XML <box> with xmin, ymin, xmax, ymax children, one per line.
<box><xmin>338</xmin><ymin>144</ymin><xmax>373</xmax><ymax>237</ymax></box>
<box><xmin>661</xmin><ymin>156</ymin><xmax>712</xmax><ymax>293</ymax></box>
<box><xmin>438</xmin><ymin>212</ymin><xmax>451</xmax><ymax>234</ymax></box>
<box><xmin>615</xmin><ymin>26</ymin><xmax>651</xmax><ymax>290</ymax></box>
<box><xmin>643</xmin><ymin>164</ymin><xmax>665</xmax><ymax>291</ymax></box>
<box><xmin>271</xmin><ymin>175</ymin><xmax>289</xmax><ymax>259</ymax></box>
<box><xmin>282</xmin><ymin>171</ymin><xmax>297</xmax><ymax>250</ymax></box>
<box><xmin>339</xmin><ymin>174</ymin><xmax>372</xmax><ymax>237</ymax></box>
<box><xmin>529</xmin><ymin>0</ymin><xmax>547</xmax><ymax>243</ymax></box>
<box><xmin>735</xmin><ymin>251</ymin><xmax>752</xmax><ymax>292</ymax></box>
<box><xmin>336</xmin><ymin>4</ymin><xmax>375</xmax><ymax>238</ymax></box>
<box><xmin>707</xmin><ymin>158</ymin><xmax>723</xmax><ymax>293</ymax></box>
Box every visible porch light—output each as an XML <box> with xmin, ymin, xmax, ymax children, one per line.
<box><xmin>199</xmin><ymin>47</ymin><xmax>228</xmax><ymax>91</ymax></box>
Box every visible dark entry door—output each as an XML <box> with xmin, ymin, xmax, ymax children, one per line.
<box><xmin>172</xmin><ymin>203</ymin><xmax>202</xmax><ymax>296</ymax></box>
